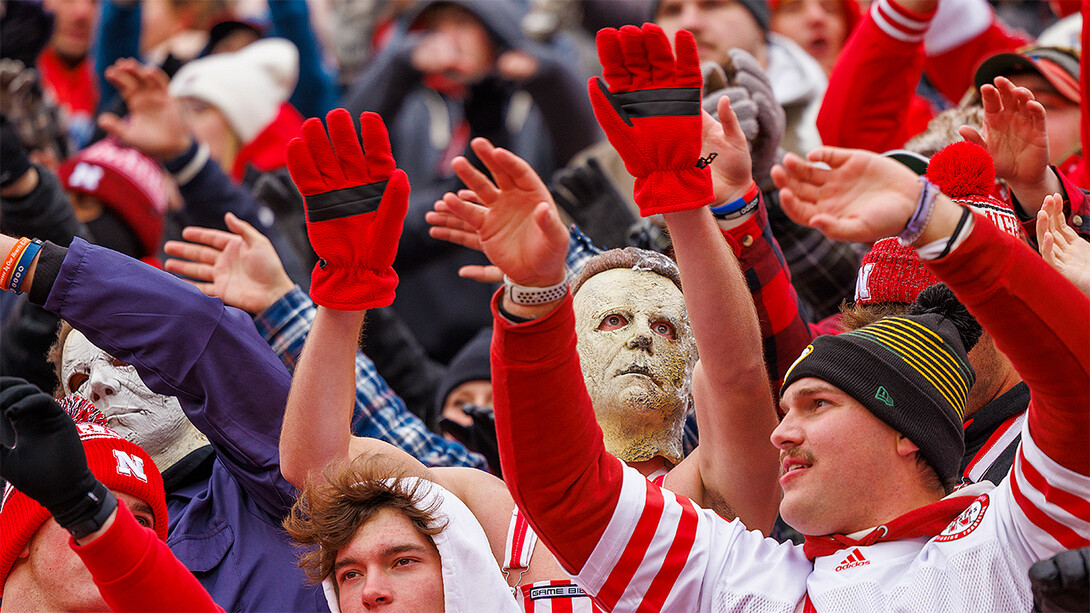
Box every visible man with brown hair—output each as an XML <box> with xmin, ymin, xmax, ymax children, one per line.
<box><xmin>284</xmin><ymin>460</ymin><xmax>508</xmax><ymax>613</ymax></box>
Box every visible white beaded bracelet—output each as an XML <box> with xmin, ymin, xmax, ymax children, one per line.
<box><xmin>503</xmin><ymin>275</ymin><xmax>569</xmax><ymax>305</ymax></box>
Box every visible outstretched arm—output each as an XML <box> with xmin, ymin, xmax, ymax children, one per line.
<box><xmin>662</xmin><ymin>94</ymin><xmax>780</xmax><ymax>534</ymax></box>
<box><xmin>772</xmin><ymin>145</ymin><xmax>1090</xmax><ymax>477</ymax></box>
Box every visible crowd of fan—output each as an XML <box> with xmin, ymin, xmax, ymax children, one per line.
<box><xmin>0</xmin><ymin>0</ymin><xmax>1086</xmax><ymax>611</ymax></box>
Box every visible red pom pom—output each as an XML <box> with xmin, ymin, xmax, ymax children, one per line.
<box><xmin>925</xmin><ymin>141</ymin><xmax>996</xmax><ymax>198</ymax></box>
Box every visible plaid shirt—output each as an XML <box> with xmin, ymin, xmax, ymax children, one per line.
<box><xmin>764</xmin><ymin>189</ymin><xmax>862</xmax><ymax>320</ymax></box>
<box><xmin>253</xmin><ymin>286</ymin><xmax>487</xmax><ymax>469</ymax></box>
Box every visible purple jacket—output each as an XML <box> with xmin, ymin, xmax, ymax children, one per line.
<box><xmin>41</xmin><ymin>238</ymin><xmax>327</xmax><ymax>611</ymax></box>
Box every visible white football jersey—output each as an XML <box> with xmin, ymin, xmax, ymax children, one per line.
<box><xmin>576</xmin><ymin>422</ymin><xmax>1090</xmax><ymax>612</ymax></box>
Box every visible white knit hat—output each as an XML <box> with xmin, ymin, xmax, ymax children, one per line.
<box><xmin>169</xmin><ymin>38</ymin><xmax>299</xmax><ymax>144</ymax></box>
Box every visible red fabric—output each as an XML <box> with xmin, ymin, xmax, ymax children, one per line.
<box><xmin>231</xmin><ymin>102</ymin><xmax>304</xmax><ymax>181</ymax></box>
<box><xmin>923</xmin><ymin>21</ymin><xmax>1029</xmax><ymax>105</ymax></box>
<box><xmin>1080</xmin><ymin>12</ymin><xmax>1089</xmax><ymax>187</ymax></box>
<box><xmin>286</xmin><ymin>109</ymin><xmax>408</xmax><ymax>310</ymax></box>
<box><xmin>802</xmin><ymin>495</ymin><xmax>974</xmax><ymax>560</ymax></box>
<box><xmin>1019</xmin><ymin>166</ymin><xmax>1090</xmax><ymax>244</ymax></box>
<box><xmin>37</xmin><ymin>46</ymin><xmax>98</xmax><ymax>118</ymax></box>
<box><xmin>855</xmin><ymin>238</ymin><xmax>939</xmax><ymax>305</ymax></box>
<box><xmin>589</xmin><ymin>25</ymin><xmax>713</xmax><ymax>216</ymax></box>
<box><xmin>492</xmin><ymin>291</ymin><xmax>624</xmax><ymax>574</ymax></box>
<box><xmin>722</xmin><ymin>192</ymin><xmax>812</xmax><ymax>395</ymax></box>
<box><xmin>817</xmin><ymin>2</ymin><xmax>935</xmax><ymax>152</ymax></box>
<box><xmin>73</xmin><ymin>501</ymin><xmax>221</xmax><ymax>612</ymax></box>
<box><xmin>927</xmin><ymin>214</ymin><xmax>1090</xmax><ymax>475</ymax></box>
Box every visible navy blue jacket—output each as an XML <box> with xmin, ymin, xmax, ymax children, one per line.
<box><xmin>38</xmin><ymin>238</ymin><xmax>327</xmax><ymax>611</ymax></box>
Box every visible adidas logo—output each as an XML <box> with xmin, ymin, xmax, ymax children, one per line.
<box><xmin>834</xmin><ymin>548</ymin><xmax>871</xmax><ymax>572</ymax></box>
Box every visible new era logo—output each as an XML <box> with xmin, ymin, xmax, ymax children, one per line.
<box><xmin>835</xmin><ymin>548</ymin><xmax>871</xmax><ymax>572</ymax></box>
<box><xmin>875</xmin><ymin>386</ymin><xmax>894</xmax><ymax>407</ymax></box>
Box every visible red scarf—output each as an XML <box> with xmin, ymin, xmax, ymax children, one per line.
<box><xmin>802</xmin><ymin>495</ymin><xmax>976</xmax><ymax>561</ymax></box>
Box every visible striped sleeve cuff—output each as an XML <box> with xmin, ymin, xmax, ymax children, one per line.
<box><xmin>1009</xmin><ymin>422</ymin><xmax>1090</xmax><ymax>551</ymax></box>
<box><xmin>871</xmin><ymin>0</ymin><xmax>934</xmax><ymax>43</ymax></box>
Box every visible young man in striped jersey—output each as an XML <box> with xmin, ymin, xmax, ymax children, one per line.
<box><xmin>474</xmin><ymin>24</ymin><xmax>1088</xmax><ymax>611</ymax></box>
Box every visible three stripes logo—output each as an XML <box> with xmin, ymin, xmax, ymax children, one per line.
<box><xmin>835</xmin><ymin>548</ymin><xmax>870</xmax><ymax>572</ymax></box>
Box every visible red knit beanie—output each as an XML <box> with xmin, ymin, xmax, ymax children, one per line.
<box><xmin>0</xmin><ymin>397</ymin><xmax>168</xmax><ymax>595</ymax></box>
<box><xmin>854</xmin><ymin>237</ymin><xmax>939</xmax><ymax>305</ymax></box>
<box><xmin>925</xmin><ymin>141</ymin><xmax>1022</xmax><ymax>239</ymax></box>
<box><xmin>58</xmin><ymin>139</ymin><xmax>169</xmax><ymax>259</ymax></box>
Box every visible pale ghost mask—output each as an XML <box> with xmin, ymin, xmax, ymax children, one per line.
<box><xmin>60</xmin><ymin>329</ymin><xmax>205</xmax><ymax>467</ymax></box>
<box><xmin>573</xmin><ymin>267</ymin><xmax>695</xmax><ymax>465</ymax></box>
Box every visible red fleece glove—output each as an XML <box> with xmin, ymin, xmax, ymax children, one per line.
<box><xmin>589</xmin><ymin>24</ymin><xmax>714</xmax><ymax>217</ymax></box>
<box><xmin>286</xmin><ymin>109</ymin><xmax>409</xmax><ymax>310</ymax></box>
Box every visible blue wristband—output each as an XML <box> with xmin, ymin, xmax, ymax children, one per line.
<box><xmin>710</xmin><ymin>182</ymin><xmax>760</xmax><ymax>218</ymax></box>
<box><xmin>8</xmin><ymin>239</ymin><xmax>42</xmax><ymax>293</ymax></box>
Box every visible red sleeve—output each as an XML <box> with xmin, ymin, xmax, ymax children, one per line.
<box><xmin>817</xmin><ymin>0</ymin><xmax>935</xmax><ymax>152</ymax></box>
<box><xmin>926</xmin><ymin>215</ymin><xmax>1090</xmax><ymax>475</ymax></box>
<box><xmin>923</xmin><ymin>20</ymin><xmax>1028</xmax><ymax>104</ymax></box>
<box><xmin>491</xmin><ymin>291</ymin><xmax>624</xmax><ymax>573</ymax></box>
<box><xmin>71</xmin><ymin>501</ymin><xmax>222</xmax><ymax>612</ymax></box>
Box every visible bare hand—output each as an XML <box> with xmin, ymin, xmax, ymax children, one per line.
<box><xmin>98</xmin><ymin>59</ymin><xmax>192</xmax><ymax>160</ymax></box>
<box><xmin>496</xmin><ymin>49</ymin><xmax>540</xmax><ymax>81</ymax></box>
<box><xmin>433</xmin><ymin>138</ymin><xmax>568</xmax><ymax>287</ymax></box>
<box><xmin>771</xmin><ymin>148</ymin><xmax>922</xmax><ymax>242</ymax></box>
<box><xmin>1037</xmin><ymin>193</ymin><xmax>1090</xmax><ymax>296</ymax></box>
<box><xmin>163</xmin><ymin>213</ymin><xmax>295</xmax><ymax>314</ymax></box>
<box><xmin>959</xmin><ymin>77</ymin><xmax>1050</xmax><ymax>193</ymax></box>
<box><xmin>427</xmin><ymin>190</ymin><xmax>505</xmax><ymax>283</ymax></box>
<box><xmin>703</xmin><ymin>95</ymin><xmax>754</xmax><ymax>205</ymax></box>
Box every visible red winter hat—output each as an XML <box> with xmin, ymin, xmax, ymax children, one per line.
<box><xmin>854</xmin><ymin>237</ymin><xmax>939</xmax><ymax>305</ymax></box>
<box><xmin>0</xmin><ymin>397</ymin><xmax>168</xmax><ymax>595</ymax></box>
<box><xmin>925</xmin><ymin>141</ymin><xmax>1022</xmax><ymax>239</ymax></box>
<box><xmin>58</xmin><ymin>139</ymin><xmax>169</xmax><ymax>259</ymax></box>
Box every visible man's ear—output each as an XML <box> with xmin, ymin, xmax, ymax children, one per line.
<box><xmin>895</xmin><ymin>434</ymin><xmax>920</xmax><ymax>458</ymax></box>
<box><xmin>18</xmin><ymin>544</ymin><xmax>30</xmax><ymax>559</ymax></box>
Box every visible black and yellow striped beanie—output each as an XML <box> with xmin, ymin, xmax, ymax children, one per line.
<box><xmin>781</xmin><ymin>311</ymin><xmax>975</xmax><ymax>485</ymax></box>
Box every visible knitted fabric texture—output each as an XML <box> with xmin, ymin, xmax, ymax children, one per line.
<box><xmin>0</xmin><ymin>404</ymin><xmax>168</xmax><ymax>592</ymax></box>
<box><xmin>854</xmin><ymin>238</ymin><xmax>940</xmax><ymax>305</ymax></box>
<box><xmin>782</xmin><ymin>312</ymin><xmax>974</xmax><ymax>484</ymax></box>
<box><xmin>58</xmin><ymin>139</ymin><xmax>169</xmax><ymax>259</ymax></box>
<box><xmin>925</xmin><ymin>141</ymin><xmax>1021</xmax><ymax>239</ymax></box>
<box><xmin>169</xmin><ymin>38</ymin><xmax>299</xmax><ymax>144</ymax></box>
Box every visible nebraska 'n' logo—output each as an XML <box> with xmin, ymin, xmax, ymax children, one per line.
<box><xmin>113</xmin><ymin>449</ymin><xmax>148</xmax><ymax>483</ymax></box>
<box><xmin>936</xmin><ymin>495</ymin><xmax>989</xmax><ymax>542</ymax></box>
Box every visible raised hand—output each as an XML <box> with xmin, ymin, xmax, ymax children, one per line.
<box><xmin>959</xmin><ymin>77</ymin><xmax>1051</xmax><ymax>192</ymax></box>
<box><xmin>1037</xmin><ymin>193</ymin><xmax>1090</xmax><ymax>296</ymax></box>
<box><xmin>589</xmin><ymin>23</ymin><xmax>713</xmax><ymax>216</ymax></box>
<box><xmin>426</xmin><ymin>189</ymin><xmax>505</xmax><ymax>283</ymax></box>
<box><xmin>0</xmin><ymin>377</ymin><xmax>117</xmax><ymax>538</ymax></box>
<box><xmin>164</xmin><ymin>212</ymin><xmax>296</xmax><ymax>314</ymax></box>
<box><xmin>98</xmin><ymin>59</ymin><xmax>192</xmax><ymax>160</ymax></box>
<box><xmin>434</xmin><ymin>137</ymin><xmax>568</xmax><ymax>288</ymax></box>
<box><xmin>286</xmin><ymin>108</ymin><xmax>409</xmax><ymax>311</ymax></box>
<box><xmin>703</xmin><ymin>95</ymin><xmax>754</xmax><ymax>206</ymax></box>
<box><xmin>771</xmin><ymin>147</ymin><xmax>948</xmax><ymax>243</ymax></box>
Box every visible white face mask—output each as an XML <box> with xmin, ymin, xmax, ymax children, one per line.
<box><xmin>60</xmin><ymin>330</ymin><xmax>196</xmax><ymax>461</ymax></box>
<box><xmin>573</xmin><ymin>268</ymin><xmax>695</xmax><ymax>465</ymax></box>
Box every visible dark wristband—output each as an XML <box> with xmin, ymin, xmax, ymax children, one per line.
<box><xmin>55</xmin><ymin>482</ymin><xmax>118</xmax><ymax>540</ymax></box>
<box><xmin>497</xmin><ymin>300</ymin><xmax>535</xmax><ymax>324</ymax></box>
<box><xmin>27</xmin><ymin>241</ymin><xmax>66</xmax><ymax>306</ymax></box>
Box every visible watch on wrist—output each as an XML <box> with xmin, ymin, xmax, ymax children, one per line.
<box><xmin>503</xmin><ymin>275</ymin><xmax>568</xmax><ymax>306</ymax></box>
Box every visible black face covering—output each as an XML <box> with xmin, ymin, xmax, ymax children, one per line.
<box><xmin>85</xmin><ymin>208</ymin><xmax>144</xmax><ymax>259</ymax></box>
<box><xmin>439</xmin><ymin>403</ymin><xmax>501</xmax><ymax>478</ymax></box>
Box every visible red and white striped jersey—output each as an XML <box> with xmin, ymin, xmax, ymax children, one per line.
<box><xmin>574</xmin><ymin>423</ymin><xmax>1090</xmax><ymax>612</ymax></box>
